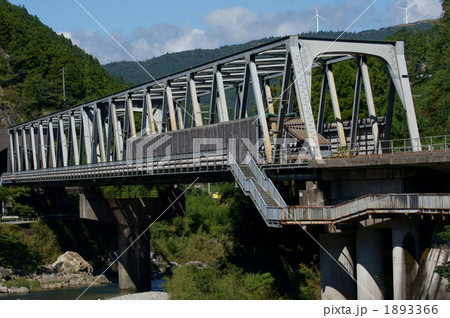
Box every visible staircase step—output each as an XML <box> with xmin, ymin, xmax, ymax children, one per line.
<box><xmin>237</xmin><ymin>163</ymin><xmax>279</xmax><ymax>209</ymax></box>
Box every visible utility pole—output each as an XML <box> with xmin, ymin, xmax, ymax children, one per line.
<box><xmin>62</xmin><ymin>68</ymin><xmax>66</xmax><ymax>104</ymax></box>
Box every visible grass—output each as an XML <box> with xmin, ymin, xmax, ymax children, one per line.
<box><xmin>4</xmin><ymin>277</ymin><xmax>40</xmax><ymax>291</ymax></box>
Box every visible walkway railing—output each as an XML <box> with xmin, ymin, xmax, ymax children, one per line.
<box><xmin>244</xmin><ymin>153</ymin><xmax>286</xmax><ymax>207</ymax></box>
<box><xmin>280</xmin><ymin>193</ymin><xmax>450</xmax><ymax>225</ymax></box>
<box><xmin>228</xmin><ymin>153</ymin><xmax>283</xmax><ymax>227</ymax></box>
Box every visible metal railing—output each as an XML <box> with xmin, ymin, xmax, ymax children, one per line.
<box><xmin>228</xmin><ymin>153</ymin><xmax>282</xmax><ymax>227</ymax></box>
<box><xmin>244</xmin><ymin>153</ymin><xmax>286</xmax><ymax>207</ymax></box>
<box><xmin>1</xmin><ymin>149</ymin><xmax>229</xmax><ymax>184</ymax></box>
<box><xmin>0</xmin><ymin>216</ymin><xmax>37</xmax><ymax>223</ymax></box>
<box><xmin>2</xmin><ymin>134</ymin><xmax>448</xmax><ymax>184</ymax></box>
<box><xmin>257</xmin><ymin>135</ymin><xmax>449</xmax><ymax>164</ymax></box>
<box><xmin>280</xmin><ymin>193</ymin><xmax>450</xmax><ymax>225</ymax></box>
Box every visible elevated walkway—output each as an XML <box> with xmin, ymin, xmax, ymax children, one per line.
<box><xmin>281</xmin><ymin>193</ymin><xmax>450</xmax><ymax>226</ymax></box>
<box><xmin>229</xmin><ymin>153</ymin><xmax>286</xmax><ymax>227</ymax></box>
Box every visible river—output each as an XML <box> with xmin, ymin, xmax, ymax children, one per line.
<box><xmin>0</xmin><ymin>277</ymin><xmax>165</xmax><ymax>300</ymax></box>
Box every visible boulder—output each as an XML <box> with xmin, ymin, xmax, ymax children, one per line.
<box><xmin>93</xmin><ymin>275</ymin><xmax>110</xmax><ymax>285</ymax></box>
<box><xmin>8</xmin><ymin>286</ymin><xmax>30</xmax><ymax>294</ymax></box>
<box><xmin>169</xmin><ymin>261</ymin><xmax>180</xmax><ymax>268</ymax></box>
<box><xmin>0</xmin><ymin>286</ymin><xmax>8</xmax><ymax>293</ymax></box>
<box><xmin>51</xmin><ymin>251</ymin><xmax>93</xmax><ymax>274</ymax></box>
<box><xmin>185</xmin><ymin>261</ymin><xmax>207</xmax><ymax>269</ymax></box>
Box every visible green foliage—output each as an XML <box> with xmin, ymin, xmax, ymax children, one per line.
<box><xmin>165</xmin><ymin>265</ymin><xmax>279</xmax><ymax>300</ymax></box>
<box><xmin>151</xmin><ymin>182</ymin><xmax>322</xmax><ymax>299</ymax></box>
<box><xmin>0</xmin><ymin>0</ymin><xmax>128</xmax><ymax>124</ymax></box>
<box><xmin>387</xmin><ymin>2</ymin><xmax>449</xmax><ymax>136</ymax></box>
<box><xmin>298</xmin><ymin>261</ymin><xmax>321</xmax><ymax>300</ymax></box>
<box><xmin>436</xmin><ymin>224</ymin><xmax>450</xmax><ymax>291</ymax></box>
<box><xmin>0</xmin><ymin>185</ymin><xmax>36</xmax><ymax>216</ymax></box>
<box><xmin>0</xmin><ymin>219</ymin><xmax>61</xmax><ymax>271</ymax></box>
<box><xmin>0</xmin><ymin>225</ymin><xmax>35</xmax><ymax>272</ymax></box>
<box><xmin>102</xmin><ymin>184</ymin><xmax>158</xmax><ymax>199</ymax></box>
<box><xmin>4</xmin><ymin>276</ymin><xmax>40</xmax><ymax>290</ymax></box>
<box><xmin>23</xmin><ymin>219</ymin><xmax>62</xmax><ymax>264</ymax></box>
<box><xmin>437</xmin><ymin>225</ymin><xmax>450</xmax><ymax>241</ymax></box>
<box><xmin>0</xmin><ymin>185</ymin><xmax>30</xmax><ymax>202</ymax></box>
<box><xmin>150</xmin><ymin>184</ymin><xmax>233</xmax><ymax>265</ymax></box>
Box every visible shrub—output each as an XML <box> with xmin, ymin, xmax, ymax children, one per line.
<box><xmin>4</xmin><ymin>277</ymin><xmax>40</xmax><ymax>291</ymax></box>
<box><xmin>436</xmin><ymin>225</ymin><xmax>450</xmax><ymax>291</ymax></box>
<box><xmin>0</xmin><ymin>231</ymin><xmax>35</xmax><ymax>273</ymax></box>
<box><xmin>298</xmin><ymin>262</ymin><xmax>321</xmax><ymax>300</ymax></box>
<box><xmin>23</xmin><ymin>219</ymin><xmax>62</xmax><ymax>264</ymax></box>
<box><xmin>165</xmin><ymin>264</ymin><xmax>279</xmax><ymax>300</ymax></box>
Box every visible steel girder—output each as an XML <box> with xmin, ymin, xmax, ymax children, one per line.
<box><xmin>5</xmin><ymin>35</ymin><xmax>421</xmax><ymax>174</ymax></box>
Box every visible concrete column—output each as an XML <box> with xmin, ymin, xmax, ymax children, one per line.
<box><xmin>356</xmin><ymin>228</ymin><xmax>387</xmax><ymax>300</ymax></box>
<box><xmin>320</xmin><ymin>233</ymin><xmax>356</xmax><ymax>300</ymax></box>
<box><xmin>79</xmin><ymin>187</ymin><xmax>185</xmax><ymax>291</ymax></box>
<box><xmin>117</xmin><ymin>215</ymin><xmax>151</xmax><ymax>291</ymax></box>
<box><xmin>392</xmin><ymin>215</ymin><xmax>421</xmax><ymax>299</ymax></box>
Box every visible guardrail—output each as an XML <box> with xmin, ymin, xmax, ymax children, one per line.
<box><xmin>0</xmin><ymin>217</ymin><xmax>37</xmax><ymax>223</ymax></box>
<box><xmin>280</xmin><ymin>193</ymin><xmax>450</xmax><ymax>225</ymax></box>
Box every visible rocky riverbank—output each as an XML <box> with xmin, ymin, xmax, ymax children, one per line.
<box><xmin>0</xmin><ymin>251</ymin><xmax>110</xmax><ymax>295</ymax></box>
<box><xmin>107</xmin><ymin>291</ymin><xmax>169</xmax><ymax>300</ymax></box>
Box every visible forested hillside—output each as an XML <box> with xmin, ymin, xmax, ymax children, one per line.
<box><xmin>103</xmin><ymin>20</ymin><xmax>434</xmax><ymax>85</ymax></box>
<box><xmin>387</xmin><ymin>1</ymin><xmax>449</xmax><ymax>136</ymax></box>
<box><xmin>0</xmin><ymin>0</ymin><xmax>128</xmax><ymax>126</ymax></box>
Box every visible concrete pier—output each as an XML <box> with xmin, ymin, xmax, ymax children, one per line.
<box><xmin>392</xmin><ymin>215</ymin><xmax>422</xmax><ymax>299</ymax></box>
<box><xmin>79</xmin><ymin>187</ymin><xmax>185</xmax><ymax>290</ymax></box>
<box><xmin>117</xmin><ymin>218</ymin><xmax>151</xmax><ymax>290</ymax></box>
<box><xmin>320</xmin><ymin>233</ymin><xmax>356</xmax><ymax>300</ymax></box>
<box><xmin>356</xmin><ymin>227</ymin><xmax>387</xmax><ymax>300</ymax></box>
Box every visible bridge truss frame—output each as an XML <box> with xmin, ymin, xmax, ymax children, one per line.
<box><xmin>3</xmin><ymin>35</ymin><xmax>421</xmax><ymax>180</ymax></box>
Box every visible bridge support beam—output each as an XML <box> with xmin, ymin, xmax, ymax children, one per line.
<box><xmin>320</xmin><ymin>233</ymin><xmax>356</xmax><ymax>300</ymax></box>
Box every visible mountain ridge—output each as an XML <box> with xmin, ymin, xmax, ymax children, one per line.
<box><xmin>103</xmin><ymin>20</ymin><xmax>435</xmax><ymax>85</ymax></box>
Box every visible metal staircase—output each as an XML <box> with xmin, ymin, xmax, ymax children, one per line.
<box><xmin>228</xmin><ymin>153</ymin><xmax>286</xmax><ymax>227</ymax></box>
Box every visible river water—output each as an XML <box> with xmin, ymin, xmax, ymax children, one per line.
<box><xmin>0</xmin><ymin>277</ymin><xmax>165</xmax><ymax>300</ymax></box>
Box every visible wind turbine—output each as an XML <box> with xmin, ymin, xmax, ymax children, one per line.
<box><xmin>310</xmin><ymin>7</ymin><xmax>326</xmax><ymax>32</ymax></box>
<box><xmin>399</xmin><ymin>5</ymin><xmax>410</xmax><ymax>24</ymax></box>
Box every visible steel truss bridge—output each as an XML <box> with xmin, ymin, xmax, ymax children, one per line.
<box><xmin>1</xmin><ymin>35</ymin><xmax>448</xmax><ymax>227</ymax></box>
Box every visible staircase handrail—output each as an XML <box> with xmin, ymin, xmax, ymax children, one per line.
<box><xmin>244</xmin><ymin>152</ymin><xmax>286</xmax><ymax>207</ymax></box>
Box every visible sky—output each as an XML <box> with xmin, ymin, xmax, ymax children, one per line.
<box><xmin>8</xmin><ymin>0</ymin><xmax>443</xmax><ymax>64</ymax></box>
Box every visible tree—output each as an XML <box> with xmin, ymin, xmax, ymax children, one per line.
<box><xmin>436</xmin><ymin>225</ymin><xmax>450</xmax><ymax>291</ymax></box>
<box><xmin>0</xmin><ymin>185</ymin><xmax>36</xmax><ymax>216</ymax></box>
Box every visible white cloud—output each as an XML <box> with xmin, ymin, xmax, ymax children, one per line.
<box><xmin>203</xmin><ymin>7</ymin><xmax>312</xmax><ymax>43</ymax></box>
<box><xmin>62</xmin><ymin>1</ymin><xmax>443</xmax><ymax>64</ymax></box>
